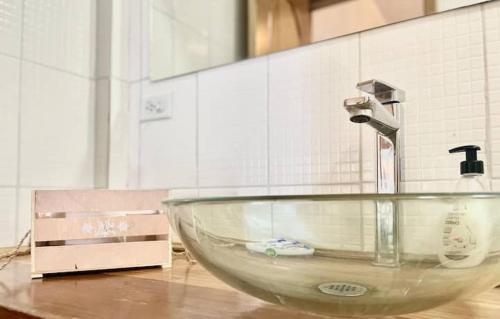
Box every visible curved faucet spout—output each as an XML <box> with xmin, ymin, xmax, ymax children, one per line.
<box><xmin>344</xmin><ymin>96</ymin><xmax>399</xmax><ymax>137</ymax></box>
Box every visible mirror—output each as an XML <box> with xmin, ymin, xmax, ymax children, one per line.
<box><xmin>150</xmin><ymin>0</ymin><xmax>492</xmax><ymax>81</ymax></box>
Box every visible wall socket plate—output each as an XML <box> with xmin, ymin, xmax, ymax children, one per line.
<box><xmin>141</xmin><ymin>93</ymin><xmax>173</xmax><ymax>121</ymax></box>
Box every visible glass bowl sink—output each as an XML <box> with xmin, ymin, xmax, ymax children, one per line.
<box><xmin>164</xmin><ymin>193</ymin><xmax>500</xmax><ymax>317</ymax></box>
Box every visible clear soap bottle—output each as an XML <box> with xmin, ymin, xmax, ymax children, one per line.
<box><xmin>439</xmin><ymin>145</ymin><xmax>491</xmax><ymax>268</ymax></box>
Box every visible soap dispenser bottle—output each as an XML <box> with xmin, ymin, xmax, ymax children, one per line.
<box><xmin>438</xmin><ymin>145</ymin><xmax>491</xmax><ymax>268</ymax></box>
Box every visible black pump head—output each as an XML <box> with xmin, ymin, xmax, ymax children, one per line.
<box><xmin>449</xmin><ymin>145</ymin><xmax>484</xmax><ymax>175</ymax></box>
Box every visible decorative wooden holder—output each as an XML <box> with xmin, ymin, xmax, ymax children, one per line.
<box><xmin>31</xmin><ymin>190</ymin><xmax>170</xmax><ymax>279</ymax></box>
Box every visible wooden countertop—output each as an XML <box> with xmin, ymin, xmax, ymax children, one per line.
<box><xmin>0</xmin><ymin>256</ymin><xmax>500</xmax><ymax>319</ymax></box>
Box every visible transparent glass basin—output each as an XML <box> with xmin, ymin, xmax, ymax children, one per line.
<box><xmin>164</xmin><ymin>193</ymin><xmax>500</xmax><ymax>317</ymax></box>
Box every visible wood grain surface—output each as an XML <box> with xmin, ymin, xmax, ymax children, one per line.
<box><xmin>0</xmin><ymin>256</ymin><xmax>499</xmax><ymax>318</ymax></box>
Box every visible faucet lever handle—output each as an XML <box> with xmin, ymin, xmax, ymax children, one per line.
<box><xmin>356</xmin><ymin>79</ymin><xmax>405</xmax><ymax>104</ymax></box>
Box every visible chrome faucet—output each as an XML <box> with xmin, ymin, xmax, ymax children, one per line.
<box><xmin>344</xmin><ymin>79</ymin><xmax>405</xmax><ymax>266</ymax></box>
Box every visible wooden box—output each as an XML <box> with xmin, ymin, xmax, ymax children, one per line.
<box><xmin>31</xmin><ymin>190</ymin><xmax>170</xmax><ymax>278</ymax></box>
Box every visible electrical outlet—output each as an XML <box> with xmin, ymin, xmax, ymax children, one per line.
<box><xmin>141</xmin><ymin>93</ymin><xmax>173</xmax><ymax>121</ymax></box>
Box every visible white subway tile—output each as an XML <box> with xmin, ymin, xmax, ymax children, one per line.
<box><xmin>139</xmin><ymin>74</ymin><xmax>197</xmax><ymax>188</ymax></box>
<box><xmin>361</xmin><ymin>5</ymin><xmax>486</xmax><ymax>183</ymax></box>
<box><xmin>0</xmin><ymin>0</ymin><xmax>22</xmax><ymax>57</ymax></box>
<box><xmin>198</xmin><ymin>58</ymin><xmax>268</xmax><ymax>187</ymax></box>
<box><xmin>19</xmin><ymin>62</ymin><xmax>95</xmax><ymax>187</ymax></box>
<box><xmin>0</xmin><ymin>188</ymin><xmax>16</xmax><ymax>247</ymax></box>
<box><xmin>23</xmin><ymin>0</ymin><xmax>95</xmax><ymax>77</ymax></box>
<box><xmin>0</xmin><ymin>55</ymin><xmax>19</xmax><ymax>186</ymax></box>
<box><xmin>484</xmin><ymin>1</ymin><xmax>500</xmax><ymax>178</ymax></box>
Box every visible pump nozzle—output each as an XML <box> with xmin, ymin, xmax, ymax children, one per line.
<box><xmin>449</xmin><ymin>145</ymin><xmax>484</xmax><ymax>175</ymax></box>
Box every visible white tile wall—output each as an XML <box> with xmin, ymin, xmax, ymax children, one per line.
<box><xmin>0</xmin><ymin>0</ymin><xmax>97</xmax><ymax>248</ymax></box>
<box><xmin>23</xmin><ymin>0</ymin><xmax>96</xmax><ymax>77</ymax></box>
<box><xmin>138</xmin><ymin>3</ymin><xmax>498</xmax><ymax>196</ymax></box>
<box><xmin>198</xmin><ymin>58</ymin><xmax>268</xmax><ymax>187</ymax></box>
<box><xmin>0</xmin><ymin>55</ymin><xmax>20</xmax><ymax>186</ymax></box>
<box><xmin>19</xmin><ymin>62</ymin><xmax>95</xmax><ymax>188</ymax></box>
<box><xmin>269</xmin><ymin>35</ymin><xmax>360</xmax><ymax>187</ymax></box>
<box><xmin>0</xmin><ymin>0</ymin><xmax>22</xmax><ymax>57</ymax></box>
<box><xmin>139</xmin><ymin>74</ymin><xmax>197</xmax><ymax>188</ymax></box>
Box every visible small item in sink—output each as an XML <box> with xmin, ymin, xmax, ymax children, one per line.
<box><xmin>245</xmin><ymin>238</ymin><xmax>314</xmax><ymax>257</ymax></box>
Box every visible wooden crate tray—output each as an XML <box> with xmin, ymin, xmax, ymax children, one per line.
<box><xmin>31</xmin><ymin>190</ymin><xmax>170</xmax><ymax>278</ymax></box>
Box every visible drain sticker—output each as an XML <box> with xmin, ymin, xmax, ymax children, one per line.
<box><xmin>318</xmin><ymin>282</ymin><xmax>368</xmax><ymax>297</ymax></box>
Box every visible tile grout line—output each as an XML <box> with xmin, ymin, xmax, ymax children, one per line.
<box><xmin>14</xmin><ymin>0</ymin><xmax>26</xmax><ymax>245</ymax></box>
<box><xmin>480</xmin><ymin>4</ymin><xmax>494</xmax><ymax>189</ymax></box>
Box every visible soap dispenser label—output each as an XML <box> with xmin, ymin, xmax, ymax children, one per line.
<box><xmin>442</xmin><ymin>207</ymin><xmax>477</xmax><ymax>260</ymax></box>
